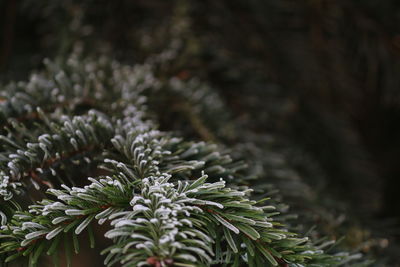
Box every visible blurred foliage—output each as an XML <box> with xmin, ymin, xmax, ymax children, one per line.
<box><xmin>1</xmin><ymin>0</ymin><xmax>400</xmax><ymax>265</ymax></box>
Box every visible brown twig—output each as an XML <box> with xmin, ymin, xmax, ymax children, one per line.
<box><xmin>23</xmin><ymin>145</ymin><xmax>97</xmax><ymax>189</ymax></box>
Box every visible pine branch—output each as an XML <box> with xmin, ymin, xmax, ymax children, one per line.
<box><xmin>0</xmin><ymin>54</ymin><xmax>369</xmax><ymax>267</ymax></box>
<box><xmin>0</xmin><ymin>121</ymin><xmax>354</xmax><ymax>266</ymax></box>
<box><xmin>0</xmin><ymin>111</ymin><xmax>114</xmax><ymax>201</ymax></box>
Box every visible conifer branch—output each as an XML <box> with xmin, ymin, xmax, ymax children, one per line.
<box><xmin>0</xmin><ymin>54</ymin><xmax>368</xmax><ymax>266</ymax></box>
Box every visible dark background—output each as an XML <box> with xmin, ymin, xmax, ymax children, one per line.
<box><xmin>1</xmin><ymin>0</ymin><xmax>400</xmax><ymax>265</ymax></box>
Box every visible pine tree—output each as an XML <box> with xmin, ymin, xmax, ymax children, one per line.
<box><xmin>0</xmin><ymin>51</ymin><xmax>370</xmax><ymax>267</ymax></box>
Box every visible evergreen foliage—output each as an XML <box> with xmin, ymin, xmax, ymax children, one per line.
<box><xmin>0</xmin><ymin>53</ymin><xmax>369</xmax><ymax>266</ymax></box>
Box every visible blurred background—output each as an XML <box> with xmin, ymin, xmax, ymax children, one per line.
<box><xmin>1</xmin><ymin>0</ymin><xmax>400</xmax><ymax>265</ymax></box>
